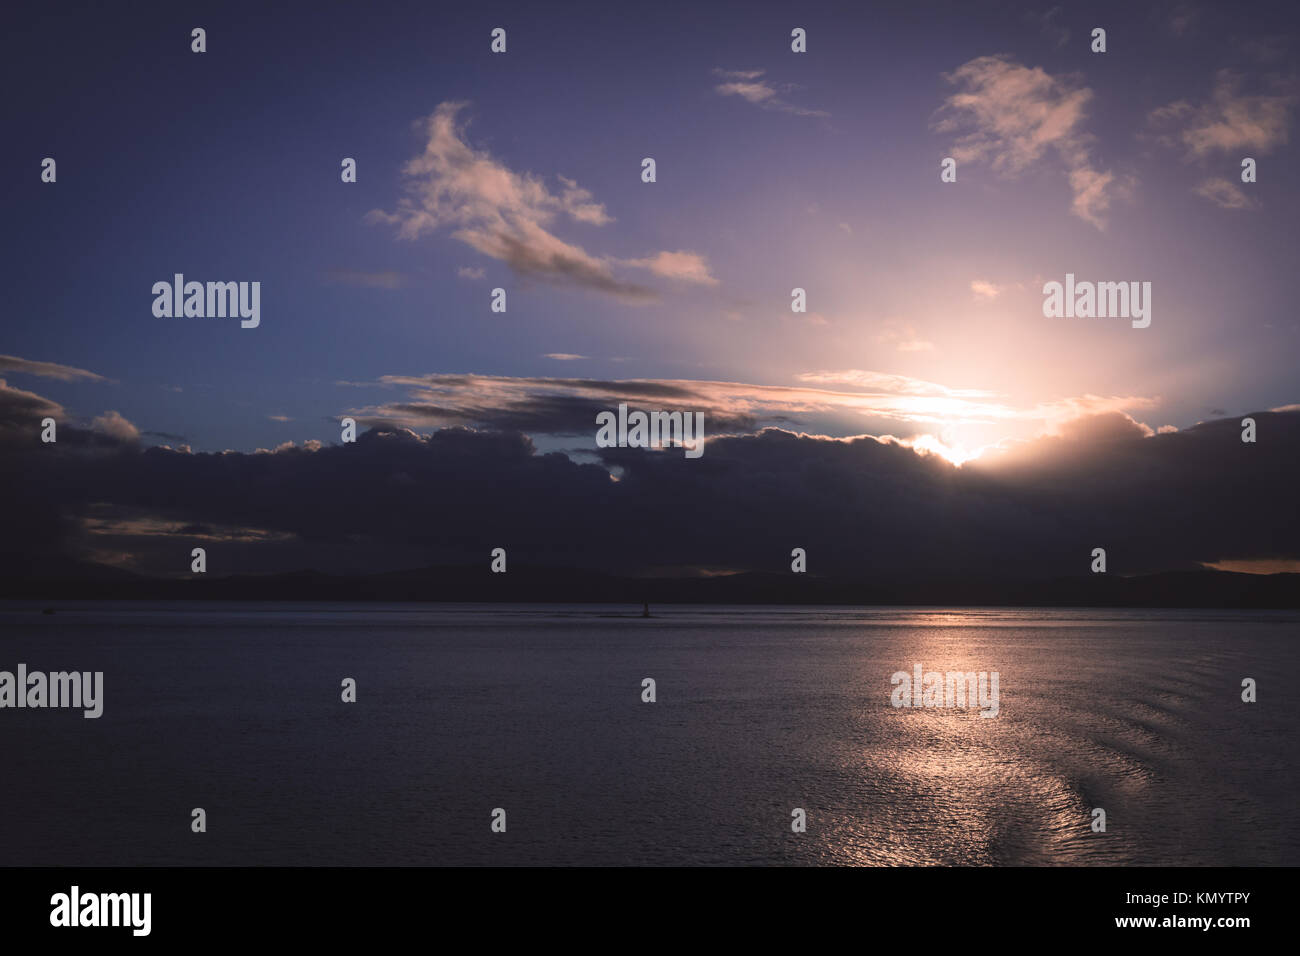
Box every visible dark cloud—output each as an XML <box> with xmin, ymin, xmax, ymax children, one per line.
<box><xmin>351</xmin><ymin>374</ymin><xmax>771</xmax><ymax>436</ymax></box>
<box><xmin>491</xmin><ymin>233</ymin><xmax>657</xmax><ymax>301</ymax></box>
<box><xmin>2</xmin><ymin>368</ymin><xmax>1297</xmax><ymax>580</ymax></box>
<box><xmin>367</xmin><ymin>392</ymin><xmax>756</xmax><ymax>436</ymax></box>
<box><xmin>0</xmin><ymin>378</ymin><xmax>64</xmax><ymax>439</ymax></box>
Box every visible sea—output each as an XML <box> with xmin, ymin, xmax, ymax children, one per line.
<box><xmin>1</xmin><ymin>602</ymin><xmax>1296</xmax><ymax>866</ymax></box>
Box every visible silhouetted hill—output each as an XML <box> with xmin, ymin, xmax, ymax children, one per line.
<box><xmin>3</xmin><ymin>563</ymin><xmax>1299</xmax><ymax>608</ymax></box>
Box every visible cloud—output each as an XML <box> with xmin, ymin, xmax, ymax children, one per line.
<box><xmin>934</xmin><ymin>55</ymin><xmax>1124</xmax><ymax>229</ymax></box>
<box><xmin>1193</xmin><ymin>177</ymin><xmax>1256</xmax><ymax>209</ymax></box>
<box><xmin>970</xmin><ymin>279</ymin><xmax>1001</xmax><ymax>300</ymax></box>
<box><xmin>795</xmin><ymin>369</ymin><xmax>996</xmax><ymax>398</ymax></box>
<box><xmin>0</xmin><ymin>375</ymin><xmax>137</xmax><ymax>449</ymax></box>
<box><xmin>347</xmin><ymin>373</ymin><xmax>761</xmax><ymax>436</ymax></box>
<box><xmin>334</xmin><ymin>370</ymin><xmax>1160</xmax><ymax>446</ymax></box>
<box><xmin>3</xmin><ymin>381</ymin><xmax>1297</xmax><ymax>580</ymax></box>
<box><xmin>876</xmin><ymin>318</ymin><xmax>934</xmax><ymax>352</ymax></box>
<box><xmin>90</xmin><ymin>411</ymin><xmax>139</xmax><ymax>443</ymax></box>
<box><xmin>1030</xmin><ymin>393</ymin><xmax>1161</xmax><ymax>423</ymax></box>
<box><xmin>0</xmin><ymin>355</ymin><xmax>107</xmax><ymax>383</ymax></box>
<box><xmin>457</xmin><ymin>266</ymin><xmax>486</xmax><ymax>280</ymax></box>
<box><xmin>1050</xmin><ymin>408</ymin><xmax>1154</xmax><ymax>441</ymax></box>
<box><xmin>324</xmin><ymin>268</ymin><xmax>406</xmax><ymax>289</ymax></box>
<box><xmin>712</xmin><ymin>68</ymin><xmax>829</xmax><ymax>118</ymax></box>
<box><xmin>1166</xmin><ymin>4</ymin><xmax>1198</xmax><ymax>38</ymax></box>
<box><xmin>620</xmin><ymin>250</ymin><xmax>719</xmax><ymax>285</ymax></box>
<box><xmin>543</xmin><ymin>353</ymin><xmax>587</xmax><ymax>361</ymax></box>
<box><xmin>1204</xmin><ymin>558</ymin><xmax>1300</xmax><ymax>574</ymax></box>
<box><xmin>0</xmin><ymin>377</ymin><xmax>65</xmax><ymax>441</ymax></box>
<box><xmin>1232</xmin><ymin>36</ymin><xmax>1287</xmax><ymax>65</ymax></box>
<box><xmin>715</xmin><ymin>79</ymin><xmax>776</xmax><ymax>106</ymax></box>
<box><xmin>1148</xmin><ymin>70</ymin><xmax>1298</xmax><ymax>160</ymax></box>
<box><xmin>476</xmin><ymin>230</ymin><xmax>657</xmax><ymax>300</ymax></box>
<box><xmin>268</xmin><ymin>414</ymin><xmax>294</xmax><ymax>422</ymax></box>
<box><xmin>1066</xmin><ymin>167</ymin><xmax>1125</xmax><ymax>229</ymax></box>
<box><xmin>368</xmin><ymin>102</ymin><xmax>714</xmax><ymax>300</ymax></box>
<box><xmin>1026</xmin><ymin>5</ymin><xmax>1069</xmax><ymax>48</ymax></box>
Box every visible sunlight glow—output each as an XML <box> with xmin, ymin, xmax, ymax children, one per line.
<box><xmin>901</xmin><ymin>433</ymin><xmax>985</xmax><ymax>467</ymax></box>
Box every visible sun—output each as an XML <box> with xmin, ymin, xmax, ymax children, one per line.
<box><xmin>904</xmin><ymin>433</ymin><xmax>983</xmax><ymax>467</ymax></box>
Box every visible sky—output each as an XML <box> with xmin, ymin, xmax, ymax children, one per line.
<box><xmin>3</xmin><ymin>0</ymin><xmax>1298</xmax><ymax>579</ymax></box>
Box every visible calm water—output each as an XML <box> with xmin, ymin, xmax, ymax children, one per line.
<box><xmin>1</xmin><ymin>602</ymin><xmax>1296</xmax><ymax>866</ymax></box>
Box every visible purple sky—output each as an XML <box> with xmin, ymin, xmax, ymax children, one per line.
<box><xmin>3</xmin><ymin>0</ymin><xmax>1298</xmax><ymax>577</ymax></box>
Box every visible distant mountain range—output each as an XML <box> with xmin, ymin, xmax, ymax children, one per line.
<box><xmin>3</xmin><ymin>562</ymin><xmax>1299</xmax><ymax>608</ymax></box>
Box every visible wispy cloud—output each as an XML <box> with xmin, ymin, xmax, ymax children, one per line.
<box><xmin>339</xmin><ymin>370</ymin><xmax>1158</xmax><ymax>445</ymax></box>
<box><xmin>970</xmin><ymin>279</ymin><xmax>1001</xmax><ymax>300</ymax></box>
<box><xmin>1166</xmin><ymin>3</ymin><xmax>1198</xmax><ymax>38</ymax></box>
<box><xmin>0</xmin><ymin>355</ymin><xmax>107</xmax><ymax>383</ymax></box>
<box><xmin>1148</xmin><ymin>70</ymin><xmax>1298</xmax><ymax>160</ymax></box>
<box><xmin>324</xmin><ymin>268</ymin><xmax>407</xmax><ymax>289</ymax></box>
<box><xmin>934</xmin><ymin>55</ymin><xmax>1126</xmax><ymax>229</ymax></box>
<box><xmin>1193</xmin><ymin>177</ymin><xmax>1256</xmax><ymax>209</ymax></box>
<box><xmin>543</xmin><ymin>353</ymin><xmax>587</xmax><ymax>361</ymax></box>
<box><xmin>877</xmin><ymin>318</ymin><xmax>934</xmax><ymax>352</ymax></box>
<box><xmin>368</xmin><ymin>102</ymin><xmax>716</xmax><ymax>302</ymax></box>
<box><xmin>622</xmin><ymin>250</ymin><xmax>719</xmax><ymax>286</ymax></box>
<box><xmin>457</xmin><ymin>266</ymin><xmax>486</xmax><ymax>280</ymax></box>
<box><xmin>713</xmin><ymin>68</ymin><xmax>829</xmax><ymax>118</ymax></box>
<box><xmin>1025</xmin><ymin>5</ymin><xmax>1069</xmax><ymax>48</ymax></box>
<box><xmin>795</xmin><ymin>370</ymin><xmax>997</xmax><ymax>398</ymax></box>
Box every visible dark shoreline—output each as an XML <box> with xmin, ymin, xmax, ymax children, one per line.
<box><xmin>4</xmin><ymin>565</ymin><xmax>1299</xmax><ymax>609</ymax></box>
